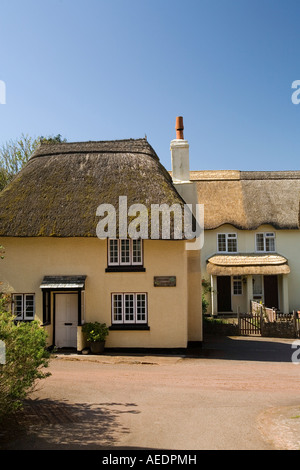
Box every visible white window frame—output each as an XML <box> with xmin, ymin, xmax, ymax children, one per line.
<box><xmin>24</xmin><ymin>294</ymin><xmax>35</xmax><ymax>320</ymax></box>
<box><xmin>217</xmin><ymin>233</ymin><xmax>238</xmax><ymax>253</ymax></box>
<box><xmin>232</xmin><ymin>276</ymin><xmax>243</xmax><ymax>296</ymax></box>
<box><xmin>111</xmin><ymin>293</ymin><xmax>148</xmax><ymax>325</ymax></box>
<box><xmin>108</xmin><ymin>239</ymin><xmax>119</xmax><ymax>266</ymax></box>
<box><xmin>120</xmin><ymin>239</ymin><xmax>131</xmax><ymax>266</ymax></box>
<box><xmin>135</xmin><ymin>293</ymin><xmax>147</xmax><ymax>324</ymax></box>
<box><xmin>132</xmin><ymin>239</ymin><xmax>142</xmax><ymax>266</ymax></box>
<box><xmin>255</xmin><ymin>232</ymin><xmax>276</xmax><ymax>252</ymax></box>
<box><xmin>124</xmin><ymin>293</ymin><xmax>135</xmax><ymax>324</ymax></box>
<box><xmin>112</xmin><ymin>293</ymin><xmax>123</xmax><ymax>324</ymax></box>
<box><xmin>108</xmin><ymin>239</ymin><xmax>143</xmax><ymax>266</ymax></box>
<box><xmin>12</xmin><ymin>293</ymin><xmax>35</xmax><ymax>320</ymax></box>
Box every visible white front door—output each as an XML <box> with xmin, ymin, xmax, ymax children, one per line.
<box><xmin>55</xmin><ymin>293</ymin><xmax>78</xmax><ymax>348</ymax></box>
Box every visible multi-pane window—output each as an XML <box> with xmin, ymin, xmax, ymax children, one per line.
<box><xmin>108</xmin><ymin>239</ymin><xmax>143</xmax><ymax>266</ymax></box>
<box><xmin>120</xmin><ymin>239</ymin><xmax>130</xmax><ymax>265</ymax></box>
<box><xmin>232</xmin><ymin>276</ymin><xmax>242</xmax><ymax>295</ymax></box>
<box><xmin>256</xmin><ymin>233</ymin><xmax>275</xmax><ymax>252</ymax></box>
<box><xmin>111</xmin><ymin>293</ymin><xmax>147</xmax><ymax>324</ymax></box>
<box><xmin>109</xmin><ymin>239</ymin><xmax>119</xmax><ymax>264</ymax></box>
<box><xmin>136</xmin><ymin>294</ymin><xmax>147</xmax><ymax>322</ymax></box>
<box><xmin>12</xmin><ymin>294</ymin><xmax>35</xmax><ymax>320</ymax></box>
<box><xmin>112</xmin><ymin>294</ymin><xmax>123</xmax><ymax>323</ymax></box>
<box><xmin>124</xmin><ymin>294</ymin><xmax>135</xmax><ymax>323</ymax></box>
<box><xmin>132</xmin><ymin>239</ymin><xmax>142</xmax><ymax>264</ymax></box>
<box><xmin>217</xmin><ymin>233</ymin><xmax>237</xmax><ymax>253</ymax></box>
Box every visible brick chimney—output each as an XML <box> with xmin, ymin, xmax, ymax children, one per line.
<box><xmin>170</xmin><ymin>116</ymin><xmax>190</xmax><ymax>182</ymax></box>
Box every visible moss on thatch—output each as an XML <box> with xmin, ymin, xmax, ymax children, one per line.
<box><xmin>0</xmin><ymin>138</ymin><xmax>186</xmax><ymax>238</ymax></box>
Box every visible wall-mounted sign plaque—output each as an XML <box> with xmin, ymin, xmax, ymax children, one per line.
<box><xmin>154</xmin><ymin>276</ymin><xmax>176</xmax><ymax>287</ymax></box>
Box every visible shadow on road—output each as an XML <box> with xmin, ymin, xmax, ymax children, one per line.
<box><xmin>200</xmin><ymin>335</ymin><xmax>297</xmax><ymax>363</ymax></box>
<box><xmin>0</xmin><ymin>398</ymin><xmax>142</xmax><ymax>450</ymax></box>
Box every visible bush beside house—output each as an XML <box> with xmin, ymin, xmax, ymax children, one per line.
<box><xmin>0</xmin><ymin>295</ymin><xmax>51</xmax><ymax>420</ymax></box>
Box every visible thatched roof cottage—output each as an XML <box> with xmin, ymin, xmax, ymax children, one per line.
<box><xmin>0</xmin><ymin>132</ymin><xmax>202</xmax><ymax>351</ymax></box>
<box><xmin>193</xmin><ymin>170</ymin><xmax>300</xmax><ymax>316</ymax></box>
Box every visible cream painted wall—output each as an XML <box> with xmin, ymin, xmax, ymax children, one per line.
<box><xmin>0</xmin><ymin>237</ymin><xmax>201</xmax><ymax>348</ymax></box>
<box><xmin>201</xmin><ymin>224</ymin><xmax>300</xmax><ymax>314</ymax></box>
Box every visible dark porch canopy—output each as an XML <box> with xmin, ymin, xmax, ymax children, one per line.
<box><xmin>40</xmin><ymin>275</ymin><xmax>87</xmax><ymax>289</ymax></box>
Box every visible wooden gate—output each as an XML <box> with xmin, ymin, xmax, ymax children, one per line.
<box><xmin>238</xmin><ymin>313</ymin><xmax>261</xmax><ymax>336</ymax></box>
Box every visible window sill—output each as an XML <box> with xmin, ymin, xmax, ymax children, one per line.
<box><xmin>109</xmin><ymin>324</ymin><xmax>150</xmax><ymax>331</ymax></box>
<box><xmin>105</xmin><ymin>266</ymin><xmax>146</xmax><ymax>273</ymax></box>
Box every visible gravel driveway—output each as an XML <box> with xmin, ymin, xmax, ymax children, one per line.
<box><xmin>1</xmin><ymin>335</ymin><xmax>300</xmax><ymax>450</ymax></box>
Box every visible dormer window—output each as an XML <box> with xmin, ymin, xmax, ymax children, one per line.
<box><xmin>217</xmin><ymin>233</ymin><xmax>237</xmax><ymax>253</ymax></box>
<box><xmin>106</xmin><ymin>239</ymin><xmax>145</xmax><ymax>272</ymax></box>
<box><xmin>256</xmin><ymin>232</ymin><xmax>275</xmax><ymax>252</ymax></box>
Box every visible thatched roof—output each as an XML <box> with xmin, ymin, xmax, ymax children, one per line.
<box><xmin>207</xmin><ymin>253</ymin><xmax>290</xmax><ymax>275</ymax></box>
<box><xmin>191</xmin><ymin>170</ymin><xmax>300</xmax><ymax>230</ymax></box>
<box><xmin>0</xmin><ymin>139</ymin><xmax>186</xmax><ymax>238</ymax></box>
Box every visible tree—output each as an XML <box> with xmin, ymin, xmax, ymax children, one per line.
<box><xmin>39</xmin><ymin>133</ymin><xmax>67</xmax><ymax>145</ymax></box>
<box><xmin>202</xmin><ymin>278</ymin><xmax>213</xmax><ymax>314</ymax></box>
<box><xmin>0</xmin><ymin>133</ymin><xmax>67</xmax><ymax>191</ymax></box>
<box><xmin>0</xmin><ymin>134</ymin><xmax>39</xmax><ymax>191</ymax></box>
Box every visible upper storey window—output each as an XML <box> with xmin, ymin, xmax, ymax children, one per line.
<box><xmin>217</xmin><ymin>233</ymin><xmax>237</xmax><ymax>253</ymax></box>
<box><xmin>256</xmin><ymin>232</ymin><xmax>275</xmax><ymax>252</ymax></box>
<box><xmin>107</xmin><ymin>239</ymin><xmax>144</xmax><ymax>271</ymax></box>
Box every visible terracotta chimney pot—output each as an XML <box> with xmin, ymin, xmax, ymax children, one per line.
<box><xmin>175</xmin><ymin>116</ymin><xmax>184</xmax><ymax>139</ymax></box>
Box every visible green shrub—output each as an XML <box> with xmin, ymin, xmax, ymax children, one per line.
<box><xmin>82</xmin><ymin>322</ymin><xmax>109</xmax><ymax>343</ymax></box>
<box><xmin>0</xmin><ymin>297</ymin><xmax>51</xmax><ymax>420</ymax></box>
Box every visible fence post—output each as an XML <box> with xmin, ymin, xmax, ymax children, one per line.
<box><xmin>293</xmin><ymin>311</ymin><xmax>297</xmax><ymax>337</ymax></box>
<box><xmin>260</xmin><ymin>304</ymin><xmax>264</xmax><ymax>335</ymax></box>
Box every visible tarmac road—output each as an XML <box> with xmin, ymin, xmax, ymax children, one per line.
<box><xmin>1</xmin><ymin>335</ymin><xmax>300</xmax><ymax>451</ymax></box>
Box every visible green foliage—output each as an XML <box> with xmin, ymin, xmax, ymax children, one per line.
<box><xmin>0</xmin><ymin>134</ymin><xmax>39</xmax><ymax>191</ymax></box>
<box><xmin>0</xmin><ymin>296</ymin><xmax>51</xmax><ymax>420</ymax></box>
<box><xmin>82</xmin><ymin>322</ymin><xmax>109</xmax><ymax>343</ymax></box>
<box><xmin>0</xmin><ymin>133</ymin><xmax>67</xmax><ymax>191</ymax></box>
<box><xmin>202</xmin><ymin>278</ymin><xmax>212</xmax><ymax>314</ymax></box>
<box><xmin>39</xmin><ymin>134</ymin><xmax>67</xmax><ymax>144</ymax></box>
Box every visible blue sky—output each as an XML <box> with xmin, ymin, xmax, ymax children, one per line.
<box><xmin>1</xmin><ymin>0</ymin><xmax>300</xmax><ymax>171</ymax></box>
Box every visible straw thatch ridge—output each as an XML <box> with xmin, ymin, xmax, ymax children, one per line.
<box><xmin>206</xmin><ymin>253</ymin><xmax>290</xmax><ymax>275</ymax></box>
<box><xmin>0</xmin><ymin>138</ymin><xmax>187</xmax><ymax>238</ymax></box>
<box><xmin>30</xmin><ymin>139</ymin><xmax>160</xmax><ymax>160</ymax></box>
<box><xmin>191</xmin><ymin>170</ymin><xmax>300</xmax><ymax>230</ymax></box>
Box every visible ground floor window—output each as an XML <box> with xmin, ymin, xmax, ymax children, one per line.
<box><xmin>12</xmin><ymin>293</ymin><xmax>35</xmax><ymax>320</ymax></box>
<box><xmin>232</xmin><ymin>276</ymin><xmax>242</xmax><ymax>295</ymax></box>
<box><xmin>111</xmin><ymin>293</ymin><xmax>147</xmax><ymax>325</ymax></box>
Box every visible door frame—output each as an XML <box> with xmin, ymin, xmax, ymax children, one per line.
<box><xmin>52</xmin><ymin>289</ymin><xmax>82</xmax><ymax>348</ymax></box>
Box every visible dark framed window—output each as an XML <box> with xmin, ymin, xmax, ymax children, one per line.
<box><xmin>12</xmin><ymin>293</ymin><xmax>35</xmax><ymax>321</ymax></box>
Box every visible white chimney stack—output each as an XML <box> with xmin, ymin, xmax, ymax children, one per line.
<box><xmin>170</xmin><ymin>116</ymin><xmax>198</xmax><ymax>217</ymax></box>
<box><xmin>170</xmin><ymin>116</ymin><xmax>190</xmax><ymax>182</ymax></box>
